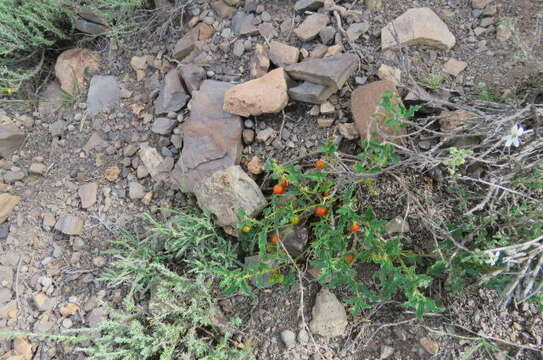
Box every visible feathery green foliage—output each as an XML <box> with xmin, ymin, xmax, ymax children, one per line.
<box><xmin>0</xmin><ymin>0</ymin><xmax>142</xmax><ymax>92</ymax></box>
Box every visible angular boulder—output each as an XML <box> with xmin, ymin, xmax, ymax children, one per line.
<box><xmin>154</xmin><ymin>69</ymin><xmax>189</xmax><ymax>115</ymax></box>
<box><xmin>381</xmin><ymin>7</ymin><xmax>456</xmax><ymax>50</ymax></box>
<box><xmin>351</xmin><ymin>80</ymin><xmax>404</xmax><ymax>143</ymax></box>
<box><xmin>173</xmin><ymin>80</ymin><xmax>242</xmax><ymax>193</ymax></box>
<box><xmin>193</xmin><ymin>165</ymin><xmax>266</xmax><ymax>235</ymax></box>
<box><xmin>309</xmin><ymin>288</ymin><xmax>348</xmax><ymax>337</ymax></box>
<box><xmin>223</xmin><ymin>68</ymin><xmax>288</xmax><ymax>117</ymax></box>
<box><xmin>55</xmin><ymin>48</ymin><xmax>101</xmax><ymax>95</ymax></box>
<box><xmin>249</xmin><ymin>44</ymin><xmax>270</xmax><ymax>79</ymax></box>
<box><xmin>285</xmin><ymin>53</ymin><xmax>357</xmax><ymax>90</ymax></box>
<box><xmin>173</xmin><ymin>23</ymin><xmax>213</xmax><ymax>61</ymax></box>
<box><xmin>0</xmin><ymin>125</ymin><xmax>25</xmax><ymax>158</ymax></box>
<box><xmin>139</xmin><ymin>143</ymin><xmax>173</xmax><ymax>182</ymax></box>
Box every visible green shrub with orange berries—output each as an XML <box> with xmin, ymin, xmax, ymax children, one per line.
<box><xmin>237</xmin><ymin>140</ymin><xmax>442</xmax><ymax>317</ymax></box>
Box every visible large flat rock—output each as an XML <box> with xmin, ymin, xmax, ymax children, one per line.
<box><xmin>285</xmin><ymin>53</ymin><xmax>357</xmax><ymax>90</ymax></box>
<box><xmin>193</xmin><ymin>165</ymin><xmax>266</xmax><ymax>236</ymax></box>
<box><xmin>381</xmin><ymin>7</ymin><xmax>456</xmax><ymax>50</ymax></box>
<box><xmin>173</xmin><ymin>80</ymin><xmax>242</xmax><ymax>192</ymax></box>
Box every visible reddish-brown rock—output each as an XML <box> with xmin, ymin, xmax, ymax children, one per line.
<box><xmin>173</xmin><ymin>80</ymin><xmax>242</xmax><ymax>193</ymax></box>
<box><xmin>154</xmin><ymin>69</ymin><xmax>189</xmax><ymax>114</ymax></box>
<box><xmin>351</xmin><ymin>80</ymin><xmax>404</xmax><ymax>143</ymax></box>
<box><xmin>223</xmin><ymin>68</ymin><xmax>288</xmax><ymax>117</ymax></box>
<box><xmin>55</xmin><ymin>48</ymin><xmax>101</xmax><ymax>95</ymax></box>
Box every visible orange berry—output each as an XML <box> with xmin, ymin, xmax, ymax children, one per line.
<box><xmin>273</xmin><ymin>184</ymin><xmax>285</xmax><ymax>195</ymax></box>
<box><xmin>271</xmin><ymin>268</ymin><xmax>281</xmax><ymax>275</ymax></box>
<box><xmin>345</xmin><ymin>254</ymin><xmax>355</xmax><ymax>264</ymax></box>
<box><xmin>315</xmin><ymin>159</ymin><xmax>326</xmax><ymax>169</ymax></box>
<box><xmin>349</xmin><ymin>222</ymin><xmax>360</xmax><ymax>233</ymax></box>
<box><xmin>314</xmin><ymin>207</ymin><xmax>328</xmax><ymax>217</ymax></box>
<box><xmin>279</xmin><ymin>178</ymin><xmax>289</xmax><ymax>187</ymax></box>
<box><xmin>270</xmin><ymin>234</ymin><xmax>280</xmax><ymax>244</ymax></box>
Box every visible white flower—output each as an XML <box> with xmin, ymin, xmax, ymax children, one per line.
<box><xmin>503</xmin><ymin>124</ymin><xmax>525</xmax><ymax>148</ymax></box>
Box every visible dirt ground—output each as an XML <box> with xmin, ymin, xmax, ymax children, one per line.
<box><xmin>0</xmin><ymin>0</ymin><xmax>542</xmax><ymax>359</ymax></box>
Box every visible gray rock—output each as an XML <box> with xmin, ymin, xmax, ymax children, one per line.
<box><xmin>232</xmin><ymin>12</ymin><xmax>258</xmax><ymax>35</ymax></box>
<box><xmin>179</xmin><ymin>64</ymin><xmax>206</xmax><ymax>94</ymax></box>
<box><xmin>309</xmin><ymin>288</ymin><xmax>347</xmax><ymax>337</ymax></box>
<box><xmin>233</xmin><ymin>40</ymin><xmax>245</xmax><ymax>57</ymax></box>
<box><xmin>54</xmin><ymin>215</ymin><xmax>85</xmax><ymax>235</ymax></box>
<box><xmin>49</xmin><ymin>120</ymin><xmax>66</xmax><ymax>137</ymax></box>
<box><xmin>294</xmin><ymin>13</ymin><xmax>329</xmax><ymax>41</ymax></box>
<box><xmin>3</xmin><ymin>170</ymin><xmax>24</xmax><ymax>184</ymax></box>
<box><xmin>280</xmin><ymin>225</ymin><xmax>308</xmax><ymax>257</ymax></box>
<box><xmin>288</xmin><ymin>81</ymin><xmax>337</xmax><ymax>104</ymax></box>
<box><xmin>155</xmin><ymin>69</ymin><xmax>189</xmax><ymax>115</ymax></box>
<box><xmin>151</xmin><ymin>117</ymin><xmax>176</xmax><ymax>135</ymax></box>
<box><xmin>249</xmin><ymin>43</ymin><xmax>270</xmax><ymax>79</ymax></box>
<box><xmin>244</xmin><ymin>255</ymin><xmax>276</xmax><ymax>288</ymax></box>
<box><xmin>78</xmin><ymin>182</ymin><xmax>98</xmax><ymax>209</ymax></box>
<box><xmin>285</xmin><ymin>53</ymin><xmax>357</xmax><ymax>90</ymax></box>
<box><xmin>86</xmin><ymin>75</ymin><xmax>120</xmax><ymax>115</ymax></box>
<box><xmin>0</xmin><ymin>266</ymin><xmax>13</xmax><ymax>288</ymax></box>
<box><xmin>0</xmin><ymin>125</ymin><xmax>25</xmax><ymax>158</ymax></box>
<box><xmin>256</xmin><ymin>127</ymin><xmax>275</xmax><ymax>143</ymax></box>
<box><xmin>294</xmin><ymin>0</ymin><xmax>324</xmax><ymax>11</ymax></box>
<box><xmin>319</xmin><ymin>26</ymin><xmax>336</xmax><ymax>45</ymax></box>
<box><xmin>384</xmin><ymin>216</ymin><xmax>410</xmax><ymax>234</ymax></box>
<box><xmin>128</xmin><ymin>182</ymin><xmax>146</xmax><ymax>200</ymax></box>
<box><xmin>173</xmin><ymin>80</ymin><xmax>242</xmax><ymax>193</ymax></box>
<box><xmin>298</xmin><ymin>329</ymin><xmax>309</xmax><ymax>344</ymax></box>
<box><xmin>74</xmin><ymin>17</ymin><xmax>106</xmax><ymax>34</ymax></box>
<box><xmin>346</xmin><ymin>22</ymin><xmax>370</xmax><ymax>42</ymax></box>
<box><xmin>193</xmin><ymin>165</ymin><xmax>266</xmax><ymax>235</ymax></box>
<box><xmin>280</xmin><ymin>330</ymin><xmax>297</xmax><ymax>347</ymax></box>
<box><xmin>87</xmin><ymin>307</ymin><xmax>107</xmax><ymax>328</ymax></box>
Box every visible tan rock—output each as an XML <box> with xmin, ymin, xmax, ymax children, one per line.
<box><xmin>29</xmin><ymin>163</ymin><xmax>46</xmax><ymax>175</ymax></box>
<box><xmin>419</xmin><ymin>337</ymin><xmax>439</xmax><ymax>355</ymax></box>
<box><xmin>381</xmin><ymin>7</ymin><xmax>456</xmax><ymax>50</ymax></box>
<box><xmin>443</xmin><ymin>58</ymin><xmax>467</xmax><ymax>76</ymax></box>
<box><xmin>337</xmin><ymin>123</ymin><xmax>359</xmax><ymax>140</ymax></box>
<box><xmin>54</xmin><ymin>215</ymin><xmax>85</xmax><ymax>235</ymax></box>
<box><xmin>377</xmin><ymin>64</ymin><xmax>401</xmax><ymax>85</ymax></box>
<box><xmin>309</xmin><ymin>288</ymin><xmax>347</xmax><ymax>337</ymax></box>
<box><xmin>59</xmin><ymin>303</ymin><xmax>79</xmax><ymax>317</ymax></box>
<box><xmin>223</xmin><ymin>68</ymin><xmax>288</xmax><ymax>117</ymax></box>
<box><xmin>0</xmin><ymin>194</ymin><xmax>21</xmax><ymax>224</ymax></box>
<box><xmin>351</xmin><ymin>80</ymin><xmax>404</xmax><ymax>143</ymax></box>
<box><xmin>294</xmin><ymin>13</ymin><xmax>329</xmax><ymax>41</ymax></box>
<box><xmin>249</xmin><ymin>44</ymin><xmax>270</xmax><ymax>79</ymax></box>
<box><xmin>78</xmin><ymin>182</ymin><xmax>98</xmax><ymax>209</ymax></box>
<box><xmin>439</xmin><ymin>110</ymin><xmax>476</xmax><ymax>132</ymax></box>
<box><xmin>320</xmin><ymin>102</ymin><xmax>335</xmax><ymax>114</ymax></box>
<box><xmin>55</xmin><ymin>48</ymin><xmax>101</xmax><ymax>95</ymax></box>
<box><xmin>246</xmin><ymin>156</ymin><xmax>264</xmax><ymax>175</ymax></box>
<box><xmin>13</xmin><ymin>337</ymin><xmax>32</xmax><ymax>360</ymax></box>
<box><xmin>269</xmin><ymin>41</ymin><xmax>299</xmax><ymax>67</ymax></box>
<box><xmin>104</xmin><ymin>166</ymin><xmax>120</xmax><ymax>181</ymax></box>
<box><xmin>211</xmin><ymin>0</ymin><xmax>236</xmax><ymax>18</ymax></box>
<box><xmin>324</xmin><ymin>44</ymin><xmax>343</xmax><ymax>57</ymax></box>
